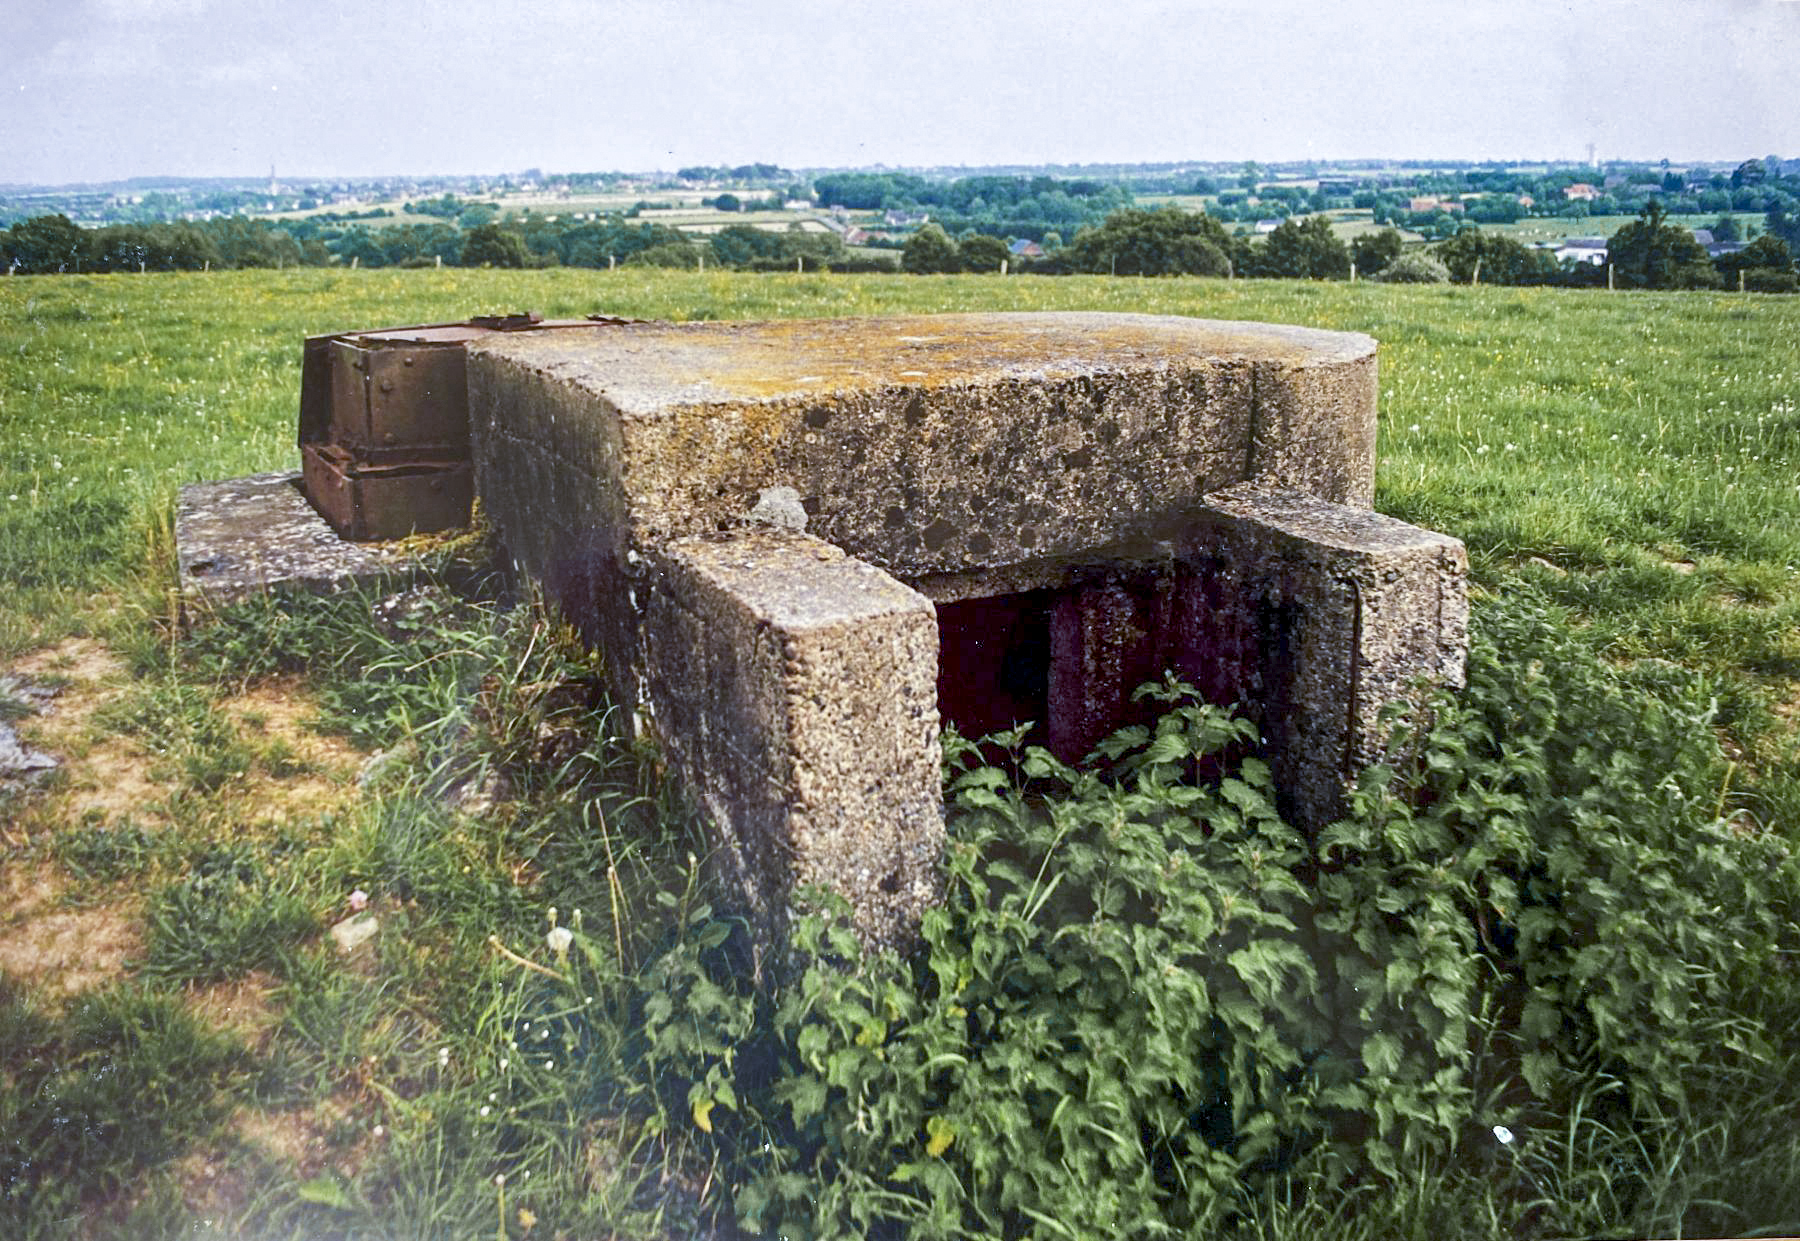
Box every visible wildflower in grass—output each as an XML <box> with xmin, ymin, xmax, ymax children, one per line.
<box><xmin>348</xmin><ymin>888</ymin><xmax>369</xmax><ymax>912</ymax></box>
<box><xmin>1493</xmin><ymin>1125</ymin><xmax>1516</xmax><ymax>1145</ymax></box>
<box><xmin>437</xmin><ymin>1046</ymin><xmax>450</xmax><ymax>1069</ymax></box>
<box><xmin>546</xmin><ymin>925</ymin><xmax>573</xmax><ymax>960</ymax></box>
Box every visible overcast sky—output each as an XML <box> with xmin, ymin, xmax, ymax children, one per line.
<box><xmin>6</xmin><ymin>0</ymin><xmax>1797</xmax><ymax>186</ymax></box>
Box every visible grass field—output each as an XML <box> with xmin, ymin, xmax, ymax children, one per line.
<box><xmin>3</xmin><ymin>269</ymin><xmax>1800</xmax><ymax>1237</ymax></box>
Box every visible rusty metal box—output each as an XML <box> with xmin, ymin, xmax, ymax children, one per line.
<box><xmin>298</xmin><ymin>314</ymin><xmax>635</xmax><ymax>540</ymax></box>
<box><xmin>302</xmin><ymin>443</ymin><xmax>473</xmax><ymax>542</ymax></box>
<box><xmin>310</xmin><ymin>329</ymin><xmax>486</xmax><ymax>460</ymax></box>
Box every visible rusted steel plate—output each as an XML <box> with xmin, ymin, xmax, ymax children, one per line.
<box><xmin>298</xmin><ymin>335</ymin><xmax>334</xmax><ymax>445</ymax></box>
<box><xmin>301</xmin><ymin>443</ymin><xmax>472</xmax><ymax>542</ymax></box>
<box><xmin>363</xmin><ymin>343</ymin><xmax>469</xmax><ymax>449</ymax></box>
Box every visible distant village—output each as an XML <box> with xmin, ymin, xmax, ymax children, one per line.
<box><xmin>4</xmin><ymin>155</ymin><xmax>1795</xmax><ymax>290</ymax></box>
<box><xmin>4</xmin><ymin>157</ymin><xmax>1791</xmax><ymax>237</ymax></box>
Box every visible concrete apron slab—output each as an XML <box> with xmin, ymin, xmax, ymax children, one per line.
<box><xmin>464</xmin><ymin>311</ymin><xmax>1468</xmax><ymax>954</ymax></box>
<box><xmin>176</xmin><ymin>471</ymin><xmax>430</xmax><ymax>610</ymax></box>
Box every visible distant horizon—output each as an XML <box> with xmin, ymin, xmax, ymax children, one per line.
<box><xmin>6</xmin><ymin>0</ymin><xmax>1793</xmax><ymax>189</ymax></box>
<box><xmin>1</xmin><ymin>151</ymin><xmax>1780</xmax><ymax>196</ymax></box>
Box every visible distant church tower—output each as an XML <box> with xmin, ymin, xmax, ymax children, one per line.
<box><xmin>269</xmin><ymin>164</ymin><xmax>279</xmax><ymax>195</ymax></box>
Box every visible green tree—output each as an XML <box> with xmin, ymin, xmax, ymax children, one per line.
<box><xmin>901</xmin><ymin>223</ymin><xmax>961</xmax><ymax>274</ymax></box>
<box><xmin>1248</xmin><ymin>215</ymin><xmax>1349</xmax><ymax>279</ymax></box>
<box><xmin>457</xmin><ymin>203</ymin><xmax>498</xmax><ymax>230</ymax></box>
<box><xmin>1349</xmin><ymin>228</ymin><xmax>1404</xmax><ymax>276</ymax></box>
<box><xmin>710</xmin><ymin>224</ymin><xmax>784</xmax><ymax>268</ymax></box>
<box><xmin>624</xmin><ymin>241</ymin><xmax>701</xmax><ymax>269</ymax></box>
<box><xmin>334</xmin><ymin>226</ymin><xmax>390</xmax><ymax>268</ymax></box>
<box><xmin>461</xmin><ymin>222</ymin><xmax>530</xmax><ymax>268</ymax></box>
<box><xmin>1606</xmin><ymin>201</ymin><xmax>1721</xmax><ymax>289</ymax></box>
<box><xmin>1713</xmin><ymin>233</ymin><xmax>1794</xmax><ymax>284</ymax></box>
<box><xmin>2</xmin><ymin>214</ymin><xmax>86</xmax><ymax>273</ymax></box>
<box><xmin>1062</xmin><ymin>207</ymin><xmax>1233</xmax><ymax>277</ymax></box>
<box><xmin>1731</xmin><ymin>159</ymin><xmax>1767</xmax><ymax>190</ymax></box>
<box><xmin>957</xmin><ymin>233</ymin><xmax>1011</xmax><ymax>273</ymax></box>
<box><xmin>1434</xmin><ymin>226</ymin><xmax>1558</xmax><ymax>286</ymax></box>
<box><xmin>1765</xmin><ymin>203</ymin><xmax>1800</xmax><ymax>251</ymax></box>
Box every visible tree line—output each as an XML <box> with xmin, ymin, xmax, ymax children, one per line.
<box><xmin>5</xmin><ymin>200</ymin><xmax>1795</xmax><ymax>291</ymax></box>
<box><xmin>958</xmin><ymin>204</ymin><xmax>1795</xmax><ymax>291</ymax></box>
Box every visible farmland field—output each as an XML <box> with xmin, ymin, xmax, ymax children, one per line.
<box><xmin>3</xmin><ymin>268</ymin><xmax>1800</xmax><ymax>1238</ymax></box>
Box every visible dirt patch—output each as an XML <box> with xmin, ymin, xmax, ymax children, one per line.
<box><xmin>7</xmin><ymin>638</ymin><xmax>157</xmax><ymax>827</ymax></box>
<box><xmin>169</xmin><ymin>1093</ymin><xmax>376</xmax><ymax>1230</ymax></box>
<box><xmin>166</xmin><ymin>1147</ymin><xmax>261</xmax><ymax>1235</ymax></box>
<box><xmin>186</xmin><ymin>969</ymin><xmax>282</xmax><ymax>1047</ymax></box>
<box><xmin>6</xmin><ymin>640</ymin><xmax>364</xmax><ymax>833</ymax></box>
<box><xmin>232</xmin><ymin>1091</ymin><xmax>368</xmax><ymax>1180</ymax></box>
<box><xmin>1773</xmin><ymin>680</ymin><xmax>1800</xmax><ymax>727</ymax></box>
<box><xmin>219</xmin><ymin>676</ymin><xmax>363</xmax><ymax>823</ymax></box>
<box><xmin>0</xmin><ymin>889</ymin><xmax>141</xmax><ymax>998</ymax></box>
<box><xmin>0</xmin><ymin>859</ymin><xmax>62</xmax><ymax>921</ymax></box>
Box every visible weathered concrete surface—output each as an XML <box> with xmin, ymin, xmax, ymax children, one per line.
<box><xmin>468</xmin><ymin>311</ymin><xmax>1376</xmax><ymax>688</ymax></box>
<box><xmin>642</xmin><ymin>529</ymin><xmax>942</xmax><ymax>951</ymax></box>
<box><xmin>455</xmin><ymin>311</ymin><xmax>1457</xmax><ymax>934</ymax></box>
<box><xmin>176</xmin><ymin>472</ymin><xmax>420</xmax><ymax>607</ymax></box>
<box><xmin>1180</xmin><ymin>484</ymin><xmax>1469</xmax><ymax>827</ymax></box>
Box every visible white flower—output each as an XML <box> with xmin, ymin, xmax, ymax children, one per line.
<box><xmin>1493</xmin><ymin>1124</ymin><xmax>1516</xmax><ymax>1145</ymax></box>
<box><xmin>348</xmin><ymin>889</ymin><xmax>370</xmax><ymax>912</ymax></box>
<box><xmin>437</xmin><ymin>1046</ymin><xmax>450</xmax><ymax>1068</ymax></box>
<box><xmin>480</xmin><ymin>1105</ymin><xmax>491</xmax><ymax>1117</ymax></box>
<box><xmin>546</xmin><ymin>926</ymin><xmax>574</xmax><ymax>954</ymax></box>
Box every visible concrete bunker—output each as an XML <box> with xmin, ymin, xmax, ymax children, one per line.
<box><xmin>454</xmin><ymin>312</ymin><xmax>1469</xmax><ymax>950</ymax></box>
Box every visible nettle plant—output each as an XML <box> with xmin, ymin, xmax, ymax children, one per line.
<box><xmin>587</xmin><ymin>597</ymin><xmax>1799</xmax><ymax>1239</ymax></box>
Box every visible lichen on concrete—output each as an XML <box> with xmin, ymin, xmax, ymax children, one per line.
<box><xmin>454</xmin><ymin>310</ymin><xmax>1462</xmax><ymax>943</ymax></box>
<box><xmin>176</xmin><ymin>472</ymin><xmax>422</xmax><ymax>607</ymax></box>
<box><xmin>642</xmin><ymin>528</ymin><xmax>942</xmax><ymax>952</ymax></box>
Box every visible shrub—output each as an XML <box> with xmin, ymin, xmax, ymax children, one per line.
<box><xmin>1376</xmin><ymin>251</ymin><xmax>1451</xmax><ymax>283</ymax></box>
<box><xmin>617</xmin><ymin>597</ymin><xmax>1800</xmax><ymax>1239</ymax></box>
<box><xmin>1744</xmin><ymin>267</ymin><xmax>1799</xmax><ymax>293</ymax></box>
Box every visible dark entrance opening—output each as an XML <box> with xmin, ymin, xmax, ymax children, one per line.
<box><xmin>934</xmin><ymin>589</ymin><xmax>1054</xmax><ymax>746</ymax></box>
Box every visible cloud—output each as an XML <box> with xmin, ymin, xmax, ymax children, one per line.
<box><xmin>91</xmin><ymin>0</ymin><xmax>206</xmax><ymax>20</ymax></box>
<box><xmin>197</xmin><ymin>51</ymin><xmax>300</xmax><ymax>87</ymax></box>
<box><xmin>38</xmin><ymin>35</ymin><xmax>168</xmax><ymax>80</ymax></box>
